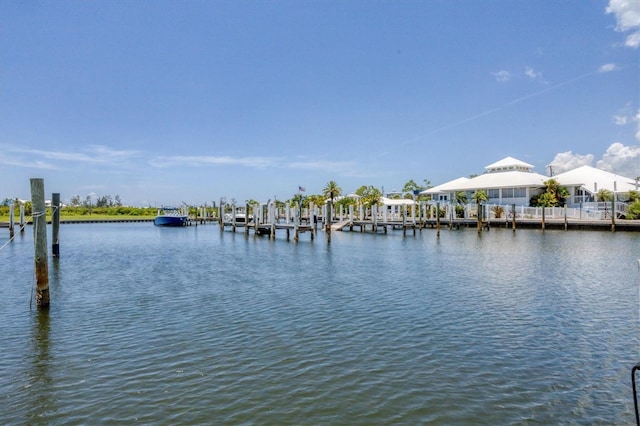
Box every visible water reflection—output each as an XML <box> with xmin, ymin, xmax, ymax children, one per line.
<box><xmin>27</xmin><ymin>310</ymin><xmax>57</xmax><ymax>421</ymax></box>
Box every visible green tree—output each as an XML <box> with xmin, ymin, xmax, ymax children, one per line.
<box><xmin>472</xmin><ymin>190</ymin><xmax>488</xmax><ymax>204</ymax></box>
<box><xmin>455</xmin><ymin>191</ymin><xmax>468</xmax><ymax>205</ymax></box>
<box><xmin>355</xmin><ymin>185</ymin><xmax>382</xmax><ymax>208</ymax></box>
<box><xmin>322</xmin><ymin>181</ymin><xmax>342</xmax><ymax>203</ymax></box>
<box><xmin>596</xmin><ymin>189</ymin><xmax>613</xmax><ymax>203</ymax></box>
<box><xmin>531</xmin><ymin>179</ymin><xmax>569</xmax><ymax>207</ymax></box>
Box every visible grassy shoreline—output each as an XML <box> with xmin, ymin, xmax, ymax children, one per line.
<box><xmin>0</xmin><ymin>213</ymin><xmax>156</xmax><ymax>222</ymax></box>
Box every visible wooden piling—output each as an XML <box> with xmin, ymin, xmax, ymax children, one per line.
<box><xmin>541</xmin><ymin>207</ymin><xmax>545</xmax><ymax>231</ymax></box>
<box><xmin>9</xmin><ymin>203</ymin><xmax>14</xmax><ymax>239</ymax></box>
<box><xmin>326</xmin><ymin>199</ymin><xmax>332</xmax><ymax>244</ymax></box>
<box><xmin>20</xmin><ymin>204</ymin><xmax>25</xmax><ymax>232</ymax></box>
<box><xmin>511</xmin><ymin>204</ymin><xmax>516</xmax><ymax>232</ymax></box>
<box><xmin>52</xmin><ymin>193</ymin><xmax>60</xmax><ymax>258</ymax></box>
<box><xmin>611</xmin><ymin>195</ymin><xmax>615</xmax><ymax>232</ymax></box>
<box><xmin>30</xmin><ymin>178</ymin><xmax>49</xmax><ymax>309</ymax></box>
<box><xmin>436</xmin><ymin>202</ymin><xmax>441</xmax><ymax>237</ymax></box>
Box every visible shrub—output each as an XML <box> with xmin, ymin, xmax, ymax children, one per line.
<box><xmin>626</xmin><ymin>200</ymin><xmax>640</xmax><ymax>220</ymax></box>
<box><xmin>492</xmin><ymin>205</ymin><xmax>505</xmax><ymax>219</ymax></box>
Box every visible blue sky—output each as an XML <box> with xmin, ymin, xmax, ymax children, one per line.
<box><xmin>1</xmin><ymin>0</ymin><xmax>639</xmax><ymax>206</ymax></box>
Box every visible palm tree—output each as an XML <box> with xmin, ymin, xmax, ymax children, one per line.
<box><xmin>472</xmin><ymin>190</ymin><xmax>488</xmax><ymax>232</ymax></box>
<box><xmin>596</xmin><ymin>189</ymin><xmax>613</xmax><ymax>217</ymax></box>
<box><xmin>454</xmin><ymin>191</ymin><xmax>468</xmax><ymax>218</ymax></box>
<box><xmin>322</xmin><ymin>181</ymin><xmax>342</xmax><ymax>203</ymax></box>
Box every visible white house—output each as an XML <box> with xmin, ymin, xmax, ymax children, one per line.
<box><xmin>421</xmin><ymin>156</ymin><xmax>548</xmax><ymax>205</ymax></box>
<box><xmin>553</xmin><ymin>165</ymin><xmax>639</xmax><ymax>206</ymax></box>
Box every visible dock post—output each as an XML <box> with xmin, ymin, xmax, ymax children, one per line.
<box><xmin>294</xmin><ymin>205</ymin><xmax>299</xmax><ymax>242</ymax></box>
<box><xmin>611</xmin><ymin>187</ymin><xmax>616</xmax><ymax>232</ymax></box>
<box><xmin>9</xmin><ymin>203</ymin><xmax>14</xmax><ymax>239</ymax></box>
<box><xmin>511</xmin><ymin>204</ymin><xmax>516</xmax><ymax>232</ymax></box>
<box><xmin>219</xmin><ymin>200</ymin><xmax>225</xmax><ymax>229</ymax></box>
<box><xmin>541</xmin><ymin>207</ymin><xmax>545</xmax><ymax>231</ymax></box>
<box><xmin>326</xmin><ymin>199</ymin><xmax>332</xmax><ymax>244</ymax></box>
<box><xmin>436</xmin><ymin>202</ymin><xmax>440</xmax><ymax>237</ymax></box>
<box><xmin>349</xmin><ymin>205</ymin><xmax>354</xmax><ymax>231</ymax></box>
<box><xmin>245</xmin><ymin>203</ymin><xmax>250</xmax><ymax>235</ymax></box>
<box><xmin>564</xmin><ymin>205</ymin><xmax>568</xmax><ymax>231</ymax></box>
<box><xmin>372</xmin><ymin>204</ymin><xmax>377</xmax><ymax>233</ymax></box>
<box><xmin>52</xmin><ymin>193</ymin><xmax>60</xmax><ymax>258</ymax></box>
<box><xmin>30</xmin><ymin>178</ymin><xmax>49</xmax><ymax>309</ymax></box>
<box><xmin>402</xmin><ymin>205</ymin><xmax>407</xmax><ymax>236</ymax></box>
<box><xmin>20</xmin><ymin>204</ymin><xmax>25</xmax><ymax>232</ymax></box>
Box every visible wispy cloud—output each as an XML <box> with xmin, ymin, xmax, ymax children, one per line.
<box><xmin>606</xmin><ymin>0</ymin><xmax>640</xmax><ymax>48</ymax></box>
<box><xmin>287</xmin><ymin>159</ymin><xmax>356</xmax><ymax>172</ymax></box>
<box><xmin>613</xmin><ymin>115</ymin><xmax>628</xmax><ymax>125</ymax></box>
<box><xmin>149</xmin><ymin>155</ymin><xmax>281</xmax><ymax>168</ymax></box>
<box><xmin>598</xmin><ymin>63</ymin><xmax>618</xmax><ymax>73</ymax></box>
<box><xmin>3</xmin><ymin>144</ymin><xmax>140</xmax><ymax>166</ymax></box>
<box><xmin>0</xmin><ymin>154</ymin><xmax>60</xmax><ymax>170</ymax></box>
<box><xmin>524</xmin><ymin>66</ymin><xmax>544</xmax><ymax>82</ymax></box>
<box><xmin>491</xmin><ymin>70</ymin><xmax>511</xmax><ymax>83</ymax></box>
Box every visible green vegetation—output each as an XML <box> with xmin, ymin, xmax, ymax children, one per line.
<box><xmin>530</xmin><ymin>179</ymin><xmax>569</xmax><ymax>207</ymax></box>
<box><xmin>491</xmin><ymin>205</ymin><xmax>505</xmax><ymax>219</ymax></box>
<box><xmin>355</xmin><ymin>185</ymin><xmax>382</xmax><ymax>208</ymax></box>
<box><xmin>626</xmin><ymin>200</ymin><xmax>640</xmax><ymax>219</ymax></box>
<box><xmin>0</xmin><ymin>204</ymin><xmax>158</xmax><ymax>222</ymax></box>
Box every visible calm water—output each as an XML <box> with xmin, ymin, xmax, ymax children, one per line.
<box><xmin>1</xmin><ymin>223</ymin><xmax>639</xmax><ymax>425</ymax></box>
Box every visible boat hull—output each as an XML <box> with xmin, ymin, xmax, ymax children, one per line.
<box><xmin>153</xmin><ymin>215</ymin><xmax>187</xmax><ymax>227</ymax></box>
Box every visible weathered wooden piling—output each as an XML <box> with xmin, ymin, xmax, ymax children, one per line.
<box><xmin>30</xmin><ymin>178</ymin><xmax>49</xmax><ymax>308</ymax></box>
<box><xmin>511</xmin><ymin>204</ymin><xmax>516</xmax><ymax>232</ymax></box>
<box><xmin>20</xmin><ymin>204</ymin><xmax>25</xmax><ymax>232</ymax></box>
<box><xmin>436</xmin><ymin>202</ymin><xmax>441</xmax><ymax>237</ymax></box>
<box><xmin>326</xmin><ymin>199</ymin><xmax>332</xmax><ymax>244</ymax></box>
<box><xmin>611</xmin><ymin>188</ymin><xmax>616</xmax><ymax>232</ymax></box>
<box><xmin>9</xmin><ymin>203</ymin><xmax>14</xmax><ymax>239</ymax></box>
<box><xmin>52</xmin><ymin>193</ymin><xmax>60</xmax><ymax>258</ymax></box>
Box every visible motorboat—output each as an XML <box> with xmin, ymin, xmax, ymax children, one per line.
<box><xmin>153</xmin><ymin>207</ymin><xmax>188</xmax><ymax>227</ymax></box>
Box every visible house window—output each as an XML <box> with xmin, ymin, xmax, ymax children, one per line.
<box><xmin>513</xmin><ymin>188</ymin><xmax>526</xmax><ymax>197</ymax></box>
<box><xmin>487</xmin><ymin>189</ymin><xmax>499</xmax><ymax>199</ymax></box>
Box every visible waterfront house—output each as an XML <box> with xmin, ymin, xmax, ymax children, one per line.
<box><xmin>421</xmin><ymin>156</ymin><xmax>548</xmax><ymax>205</ymax></box>
<box><xmin>552</xmin><ymin>165</ymin><xmax>639</xmax><ymax>206</ymax></box>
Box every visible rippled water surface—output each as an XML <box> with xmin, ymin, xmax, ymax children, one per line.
<box><xmin>1</xmin><ymin>223</ymin><xmax>639</xmax><ymax>424</ymax></box>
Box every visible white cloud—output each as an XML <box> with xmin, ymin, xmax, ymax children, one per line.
<box><xmin>550</xmin><ymin>143</ymin><xmax>640</xmax><ymax>178</ymax></box>
<box><xmin>596</xmin><ymin>142</ymin><xmax>640</xmax><ymax>177</ymax></box>
<box><xmin>598</xmin><ymin>63</ymin><xmax>618</xmax><ymax>73</ymax></box>
<box><xmin>6</xmin><ymin>144</ymin><xmax>139</xmax><ymax>164</ymax></box>
<box><xmin>606</xmin><ymin>0</ymin><xmax>640</xmax><ymax>48</ymax></box>
<box><xmin>524</xmin><ymin>66</ymin><xmax>544</xmax><ymax>81</ymax></box>
<box><xmin>149</xmin><ymin>155</ymin><xmax>280</xmax><ymax>168</ymax></box>
<box><xmin>613</xmin><ymin>115</ymin><xmax>628</xmax><ymax>125</ymax></box>
<box><xmin>492</xmin><ymin>70</ymin><xmax>511</xmax><ymax>82</ymax></box>
<box><xmin>548</xmin><ymin>151</ymin><xmax>594</xmax><ymax>174</ymax></box>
